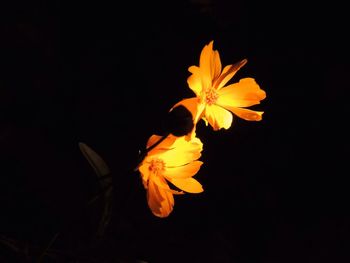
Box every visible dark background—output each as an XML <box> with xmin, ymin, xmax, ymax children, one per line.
<box><xmin>1</xmin><ymin>1</ymin><xmax>349</xmax><ymax>262</ymax></box>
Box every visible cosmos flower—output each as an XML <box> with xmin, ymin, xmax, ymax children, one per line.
<box><xmin>138</xmin><ymin>134</ymin><xmax>204</xmax><ymax>218</ymax></box>
<box><xmin>172</xmin><ymin>41</ymin><xmax>266</xmax><ymax>137</ymax></box>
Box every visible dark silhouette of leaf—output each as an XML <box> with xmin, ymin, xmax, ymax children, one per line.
<box><xmin>79</xmin><ymin>142</ymin><xmax>111</xmax><ymax>179</ymax></box>
<box><xmin>78</xmin><ymin>142</ymin><xmax>113</xmax><ymax>242</ymax></box>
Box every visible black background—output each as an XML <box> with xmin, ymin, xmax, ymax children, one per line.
<box><xmin>1</xmin><ymin>1</ymin><xmax>349</xmax><ymax>262</ymax></box>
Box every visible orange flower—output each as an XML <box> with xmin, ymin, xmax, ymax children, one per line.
<box><xmin>173</xmin><ymin>41</ymin><xmax>266</xmax><ymax>136</ymax></box>
<box><xmin>138</xmin><ymin>134</ymin><xmax>204</xmax><ymax>218</ymax></box>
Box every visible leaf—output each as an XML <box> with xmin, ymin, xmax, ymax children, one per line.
<box><xmin>78</xmin><ymin>142</ymin><xmax>111</xmax><ymax>179</ymax></box>
<box><xmin>78</xmin><ymin>142</ymin><xmax>113</xmax><ymax>241</ymax></box>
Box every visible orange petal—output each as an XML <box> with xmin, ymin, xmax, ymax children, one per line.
<box><xmin>216</xmin><ymin>78</ymin><xmax>266</xmax><ymax>107</ymax></box>
<box><xmin>146</xmin><ymin>134</ymin><xmax>176</xmax><ymax>157</ymax></box>
<box><xmin>147</xmin><ymin>180</ymin><xmax>174</xmax><ymax>218</ymax></box>
<box><xmin>138</xmin><ymin>162</ymin><xmax>150</xmax><ymax>189</ymax></box>
<box><xmin>160</xmin><ymin>136</ymin><xmax>203</xmax><ymax>167</ymax></box>
<box><xmin>214</xmin><ymin>59</ymin><xmax>248</xmax><ymax>90</ymax></box>
<box><xmin>150</xmin><ymin>172</ymin><xmax>172</xmax><ymax>190</ymax></box>
<box><xmin>168</xmin><ymin>177</ymin><xmax>204</xmax><ymax>193</ymax></box>
<box><xmin>212</xmin><ymin>49</ymin><xmax>222</xmax><ymax>82</ymax></box>
<box><xmin>199</xmin><ymin>41</ymin><xmax>214</xmax><ymax>83</ymax></box>
<box><xmin>163</xmin><ymin>161</ymin><xmax>203</xmax><ymax>179</ymax></box>
<box><xmin>225</xmin><ymin>106</ymin><xmax>264</xmax><ymax>121</ymax></box>
<box><xmin>187</xmin><ymin>66</ymin><xmax>202</xmax><ymax>96</ymax></box>
<box><xmin>146</xmin><ymin>135</ymin><xmax>163</xmax><ymax>149</ymax></box>
<box><xmin>198</xmin><ymin>41</ymin><xmax>220</xmax><ymax>90</ymax></box>
<box><xmin>204</xmin><ymin>104</ymin><xmax>233</xmax><ymax>130</ymax></box>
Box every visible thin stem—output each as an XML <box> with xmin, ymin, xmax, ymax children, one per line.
<box><xmin>37</xmin><ymin>232</ymin><xmax>60</xmax><ymax>263</ymax></box>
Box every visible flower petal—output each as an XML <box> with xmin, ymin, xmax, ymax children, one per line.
<box><xmin>163</xmin><ymin>161</ymin><xmax>203</xmax><ymax>179</ymax></box>
<box><xmin>150</xmin><ymin>172</ymin><xmax>172</xmax><ymax>190</ymax></box>
<box><xmin>147</xmin><ymin>180</ymin><xmax>174</xmax><ymax>218</ymax></box>
<box><xmin>216</xmin><ymin>78</ymin><xmax>266</xmax><ymax>107</ymax></box>
<box><xmin>146</xmin><ymin>134</ymin><xmax>176</xmax><ymax>157</ymax></box>
<box><xmin>212</xmin><ymin>49</ymin><xmax>222</xmax><ymax>82</ymax></box>
<box><xmin>214</xmin><ymin>59</ymin><xmax>248</xmax><ymax>90</ymax></box>
<box><xmin>204</xmin><ymin>104</ymin><xmax>233</xmax><ymax>130</ymax></box>
<box><xmin>199</xmin><ymin>41</ymin><xmax>215</xmax><ymax>86</ymax></box>
<box><xmin>139</xmin><ymin>162</ymin><xmax>150</xmax><ymax>189</ymax></box>
<box><xmin>225</xmin><ymin>106</ymin><xmax>264</xmax><ymax>121</ymax></box>
<box><xmin>146</xmin><ymin>135</ymin><xmax>163</xmax><ymax>149</ymax></box>
<box><xmin>168</xmin><ymin>177</ymin><xmax>204</xmax><ymax>193</ymax></box>
<box><xmin>187</xmin><ymin>66</ymin><xmax>202</xmax><ymax>96</ymax></box>
<box><xmin>160</xmin><ymin>137</ymin><xmax>203</xmax><ymax>167</ymax></box>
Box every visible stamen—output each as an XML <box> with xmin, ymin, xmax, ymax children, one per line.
<box><xmin>204</xmin><ymin>88</ymin><xmax>219</xmax><ymax>105</ymax></box>
<box><xmin>149</xmin><ymin>158</ymin><xmax>166</xmax><ymax>174</ymax></box>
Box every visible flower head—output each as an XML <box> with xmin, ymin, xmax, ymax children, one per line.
<box><xmin>172</xmin><ymin>41</ymin><xmax>266</xmax><ymax>137</ymax></box>
<box><xmin>138</xmin><ymin>134</ymin><xmax>204</xmax><ymax>218</ymax></box>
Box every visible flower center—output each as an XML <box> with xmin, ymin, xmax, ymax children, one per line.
<box><xmin>204</xmin><ymin>88</ymin><xmax>219</xmax><ymax>105</ymax></box>
<box><xmin>149</xmin><ymin>158</ymin><xmax>166</xmax><ymax>174</ymax></box>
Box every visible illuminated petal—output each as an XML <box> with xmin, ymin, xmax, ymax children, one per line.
<box><xmin>214</xmin><ymin>59</ymin><xmax>248</xmax><ymax>90</ymax></box>
<box><xmin>163</xmin><ymin>161</ymin><xmax>203</xmax><ymax>179</ymax></box>
<box><xmin>187</xmin><ymin>66</ymin><xmax>202</xmax><ymax>96</ymax></box>
<box><xmin>199</xmin><ymin>41</ymin><xmax>214</xmax><ymax>85</ymax></box>
<box><xmin>225</xmin><ymin>106</ymin><xmax>264</xmax><ymax>121</ymax></box>
<box><xmin>160</xmin><ymin>137</ymin><xmax>203</xmax><ymax>167</ymax></box>
<box><xmin>204</xmin><ymin>104</ymin><xmax>233</xmax><ymax>130</ymax></box>
<box><xmin>216</xmin><ymin>78</ymin><xmax>266</xmax><ymax>107</ymax></box>
<box><xmin>168</xmin><ymin>177</ymin><xmax>204</xmax><ymax>193</ymax></box>
<box><xmin>147</xmin><ymin>180</ymin><xmax>174</xmax><ymax>218</ymax></box>
<box><xmin>199</xmin><ymin>41</ymin><xmax>221</xmax><ymax>81</ymax></box>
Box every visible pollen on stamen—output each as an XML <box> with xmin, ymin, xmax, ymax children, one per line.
<box><xmin>149</xmin><ymin>158</ymin><xmax>166</xmax><ymax>174</ymax></box>
<box><xmin>205</xmin><ymin>88</ymin><xmax>219</xmax><ymax>105</ymax></box>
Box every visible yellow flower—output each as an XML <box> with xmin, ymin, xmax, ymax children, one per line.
<box><xmin>138</xmin><ymin>134</ymin><xmax>204</xmax><ymax>218</ymax></box>
<box><xmin>173</xmin><ymin>40</ymin><xmax>266</xmax><ymax>136</ymax></box>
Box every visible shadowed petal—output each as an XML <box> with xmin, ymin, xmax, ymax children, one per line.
<box><xmin>151</xmin><ymin>173</ymin><xmax>173</xmax><ymax>190</ymax></box>
<box><xmin>146</xmin><ymin>135</ymin><xmax>163</xmax><ymax>149</ymax></box>
<box><xmin>212</xmin><ymin>49</ymin><xmax>222</xmax><ymax>81</ymax></box>
<box><xmin>139</xmin><ymin>162</ymin><xmax>150</xmax><ymax>189</ymax></box>
<box><xmin>147</xmin><ymin>180</ymin><xmax>174</xmax><ymax>218</ymax></box>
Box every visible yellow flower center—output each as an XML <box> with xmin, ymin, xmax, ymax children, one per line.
<box><xmin>148</xmin><ymin>158</ymin><xmax>166</xmax><ymax>174</ymax></box>
<box><xmin>204</xmin><ymin>88</ymin><xmax>219</xmax><ymax>105</ymax></box>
